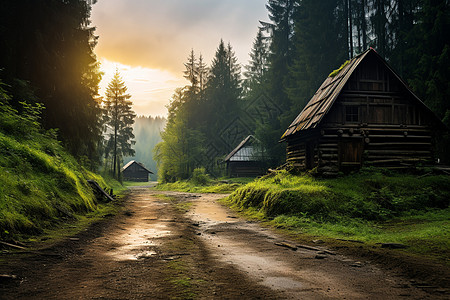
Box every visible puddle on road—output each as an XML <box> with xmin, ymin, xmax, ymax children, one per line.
<box><xmin>134</xmin><ymin>250</ymin><xmax>157</xmax><ymax>260</ymax></box>
<box><xmin>107</xmin><ymin>221</ymin><xmax>171</xmax><ymax>261</ymax></box>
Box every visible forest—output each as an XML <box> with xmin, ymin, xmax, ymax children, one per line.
<box><xmin>0</xmin><ymin>0</ymin><xmax>448</xmax><ymax>182</ymax></box>
<box><xmin>0</xmin><ymin>1</ymin><xmax>449</xmax><ymax>297</ymax></box>
<box><xmin>155</xmin><ymin>0</ymin><xmax>450</xmax><ymax>182</ymax></box>
<box><xmin>124</xmin><ymin>116</ymin><xmax>166</xmax><ymax>181</ymax></box>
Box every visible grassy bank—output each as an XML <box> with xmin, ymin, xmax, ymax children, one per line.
<box><xmin>224</xmin><ymin>169</ymin><xmax>450</xmax><ymax>260</ymax></box>
<box><xmin>154</xmin><ymin>168</ymin><xmax>254</xmax><ymax>193</ymax></box>
<box><xmin>0</xmin><ymin>93</ymin><xmax>121</xmax><ymax>242</ymax></box>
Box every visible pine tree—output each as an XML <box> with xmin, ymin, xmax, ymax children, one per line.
<box><xmin>154</xmin><ymin>88</ymin><xmax>205</xmax><ymax>182</ymax></box>
<box><xmin>197</xmin><ymin>54</ymin><xmax>209</xmax><ymax>93</ymax></box>
<box><xmin>103</xmin><ymin>69</ymin><xmax>136</xmax><ymax>180</ymax></box>
<box><xmin>0</xmin><ymin>0</ymin><xmax>102</xmax><ymax>162</ymax></box>
<box><xmin>407</xmin><ymin>0</ymin><xmax>450</xmax><ymax>117</ymax></box>
<box><xmin>252</xmin><ymin>0</ymin><xmax>297</xmax><ymax>166</ymax></box>
<box><xmin>243</xmin><ymin>27</ymin><xmax>270</xmax><ymax>95</ymax></box>
<box><xmin>184</xmin><ymin>49</ymin><xmax>199</xmax><ymax>92</ymax></box>
<box><xmin>262</xmin><ymin>0</ymin><xmax>296</xmax><ymax>112</ymax></box>
<box><xmin>205</xmin><ymin>40</ymin><xmax>242</xmax><ymax>125</ymax></box>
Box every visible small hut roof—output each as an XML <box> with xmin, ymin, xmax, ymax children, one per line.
<box><xmin>122</xmin><ymin>160</ymin><xmax>153</xmax><ymax>173</ymax></box>
<box><xmin>281</xmin><ymin>48</ymin><xmax>443</xmax><ymax>140</ymax></box>
<box><xmin>224</xmin><ymin>135</ymin><xmax>261</xmax><ymax>162</ymax></box>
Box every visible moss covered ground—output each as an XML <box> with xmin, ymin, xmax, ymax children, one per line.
<box><xmin>223</xmin><ymin>169</ymin><xmax>450</xmax><ymax>260</ymax></box>
<box><xmin>0</xmin><ymin>94</ymin><xmax>121</xmax><ymax>242</ymax></box>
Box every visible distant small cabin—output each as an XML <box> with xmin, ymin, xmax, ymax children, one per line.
<box><xmin>122</xmin><ymin>160</ymin><xmax>153</xmax><ymax>182</ymax></box>
<box><xmin>281</xmin><ymin>48</ymin><xmax>444</xmax><ymax>175</ymax></box>
<box><xmin>224</xmin><ymin>135</ymin><xmax>266</xmax><ymax>177</ymax></box>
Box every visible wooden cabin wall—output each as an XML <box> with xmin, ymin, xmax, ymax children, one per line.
<box><xmin>123</xmin><ymin>169</ymin><xmax>149</xmax><ymax>181</ymax></box>
<box><xmin>287</xmin><ymin>124</ymin><xmax>433</xmax><ymax>175</ymax></box>
<box><xmin>227</xmin><ymin>161</ymin><xmax>266</xmax><ymax>177</ymax></box>
<box><xmin>318</xmin><ymin>125</ymin><xmax>432</xmax><ymax>170</ymax></box>
<box><xmin>286</xmin><ymin>130</ymin><xmax>321</xmax><ymax>169</ymax></box>
<box><xmin>285</xmin><ymin>55</ymin><xmax>436</xmax><ymax>175</ymax></box>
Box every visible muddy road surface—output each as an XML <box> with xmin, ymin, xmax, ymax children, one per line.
<box><xmin>0</xmin><ymin>186</ymin><xmax>446</xmax><ymax>299</ymax></box>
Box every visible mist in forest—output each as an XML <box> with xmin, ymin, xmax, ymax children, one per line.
<box><xmin>124</xmin><ymin>116</ymin><xmax>166</xmax><ymax>180</ymax></box>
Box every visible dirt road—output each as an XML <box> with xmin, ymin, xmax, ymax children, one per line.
<box><xmin>0</xmin><ymin>186</ymin><xmax>446</xmax><ymax>299</ymax></box>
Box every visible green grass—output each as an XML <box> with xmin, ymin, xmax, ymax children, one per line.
<box><xmin>0</xmin><ymin>97</ymin><xmax>120</xmax><ymax>241</ymax></box>
<box><xmin>153</xmin><ymin>194</ymin><xmax>193</xmax><ymax>212</ymax></box>
<box><xmin>123</xmin><ymin>181</ymin><xmax>154</xmax><ymax>187</ymax></box>
<box><xmin>224</xmin><ymin>169</ymin><xmax>450</xmax><ymax>259</ymax></box>
<box><xmin>26</xmin><ymin>200</ymin><xmax>121</xmax><ymax>247</ymax></box>
<box><xmin>154</xmin><ymin>177</ymin><xmax>255</xmax><ymax>194</ymax></box>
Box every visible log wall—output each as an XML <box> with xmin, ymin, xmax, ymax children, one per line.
<box><xmin>227</xmin><ymin>161</ymin><xmax>266</xmax><ymax>177</ymax></box>
<box><xmin>284</xmin><ymin>53</ymin><xmax>440</xmax><ymax>175</ymax></box>
<box><xmin>286</xmin><ymin>123</ymin><xmax>433</xmax><ymax>175</ymax></box>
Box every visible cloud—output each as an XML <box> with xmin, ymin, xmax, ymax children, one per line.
<box><xmin>98</xmin><ymin>59</ymin><xmax>185</xmax><ymax>117</ymax></box>
<box><xmin>91</xmin><ymin>0</ymin><xmax>269</xmax><ymax>74</ymax></box>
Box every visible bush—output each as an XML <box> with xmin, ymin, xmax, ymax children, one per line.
<box><xmin>191</xmin><ymin>167</ymin><xmax>210</xmax><ymax>186</ymax></box>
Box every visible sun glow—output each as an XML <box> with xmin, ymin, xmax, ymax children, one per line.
<box><xmin>98</xmin><ymin>59</ymin><xmax>185</xmax><ymax>117</ymax></box>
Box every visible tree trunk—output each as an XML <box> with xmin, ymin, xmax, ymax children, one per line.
<box><xmin>349</xmin><ymin>0</ymin><xmax>354</xmax><ymax>58</ymax></box>
<box><xmin>113</xmin><ymin>93</ymin><xmax>118</xmax><ymax>179</ymax></box>
<box><xmin>376</xmin><ymin>0</ymin><xmax>386</xmax><ymax>57</ymax></box>
<box><xmin>397</xmin><ymin>0</ymin><xmax>404</xmax><ymax>76</ymax></box>
<box><xmin>356</xmin><ymin>0</ymin><xmax>362</xmax><ymax>53</ymax></box>
<box><xmin>344</xmin><ymin>0</ymin><xmax>350</xmax><ymax>59</ymax></box>
<box><xmin>361</xmin><ymin>0</ymin><xmax>367</xmax><ymax>50</ymax></box>
<box><xmin>117</xmin><ymin>157</ymin><xmax>122</xmax><ymax>183</ymax></box>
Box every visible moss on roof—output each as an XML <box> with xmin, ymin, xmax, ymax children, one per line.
<box><xmin>329</xmin><ymin>60</ymin><xmax>350</xmax><ymax>77</ymax></box>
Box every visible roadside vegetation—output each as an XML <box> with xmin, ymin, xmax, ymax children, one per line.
<box><xmin>222</xmin><ymin>168</ymin><xmax>450</xmax><ymax>260</ymax></box>
<box><xmin>0</xmin><ymin>87</ymin><xmax>120</xmax><ymax>243</ymax></box>
<box><xmin>154</xmin><ymin>167</ymin><xmax>253</xmax><ymax>193</ymax></box>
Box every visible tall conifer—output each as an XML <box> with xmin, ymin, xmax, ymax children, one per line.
<box><xmin>103</xmin><ymin>69</ymin><xmax>136</xmax><ymax>180</ymax></box>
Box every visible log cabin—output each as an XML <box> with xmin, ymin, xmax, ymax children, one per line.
<box><xmin>224</xmin><ymin>135</ymin><xmax>266</xmax><ymax>177</ymax></box>
<box><xmin>122</xmin><ymin>160</ymin><xmax>153</xmax><ymax>182</ymax></box>
<box><xmin>280</xmin><ymin>48</ymin><xmax>444</xmax><ymax>175</ymax></box>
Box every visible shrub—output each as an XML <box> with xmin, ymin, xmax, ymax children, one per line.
<box><xmin>191</xmin><ymin>167</ymin><xmax>210</xmax><ymax>186</ymax></box>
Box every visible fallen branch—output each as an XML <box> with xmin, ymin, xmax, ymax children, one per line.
<box><xmin>0</xmin><ymin>241</ymin><xmax>27</xmax><ymax>250</ymax></box>
<box><xmin>296</xmin><ymin>244</ymin><xmax>336</xmax><ymax>255</ymax></box>
<box><xmin>275</xmin><ymin>242</ymin><xmax>297</xmax><ymax>251</ymax></box>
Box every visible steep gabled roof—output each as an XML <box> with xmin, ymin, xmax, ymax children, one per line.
<box><xmin>281</xmin><ymin>48</ymin><xmax>443</xmax><ymax>140</ymax></box>
<box><xmin>224</xmin><ymin>135</ymin><xmax>262</xmax><ymax>162</ymax></box>
<box><xmin>122</xmin><ymin>160</ymin><xmax>153</xmax><ymax>173</ymax></box>
<box><xmin>281</xmin><ymin>49</ymin><xmax>370</xmax><ymax>139</ymax></box>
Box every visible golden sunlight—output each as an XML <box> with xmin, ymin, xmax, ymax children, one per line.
<box><xmin>98</xmin><ymin>59</ymin><xmax>185</xmax><ymax>117</ymax></box>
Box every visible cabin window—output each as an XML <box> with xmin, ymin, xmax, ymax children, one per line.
<box><xmin>345</xmin><ymin>106</ymin><xmax>359</xmax><ymax>123</ymax></box>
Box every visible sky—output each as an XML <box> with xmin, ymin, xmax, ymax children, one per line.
<box><xmin>91</xmin><ymin>0</ymin><xmax>270</xmax><ymax>117</ymax></box>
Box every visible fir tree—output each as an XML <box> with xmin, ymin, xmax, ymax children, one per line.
<box><xmin>197</xmin><ymin>54</ymin><xmax>209</xmax><ymax>93</ymax></box>
<box><xmin>0</xmin><ymin>0</ymin><xmax>102</xmax><ymax>162</ymax></box>
<box><xmin>205</xmin><ymin>40</ymin><xmax>242</xmax><ymax>126</ymax></box>
<box><xmin>262</xmin><ymin>0</ymin><xmax>296</xmax><ymax>111</ymax></box>
<box><xmin>184</xmin><ymin>49</ymin><xmax>199</xmax><ymax>92</ymax></box>
<box><xmin>103</xmin><ymin>69</ymin><xmax>136</xmax><ymax>180</ymax></box>
<box><xmin>243</xmin><ymin>28</ymin><xmax>270</xmax><ymax>95</ymax></box>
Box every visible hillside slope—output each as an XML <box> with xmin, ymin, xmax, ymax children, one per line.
<box><xmin>0</xmin><ymin>87</ymin><xmax>108</xmax><ymax>240</ymax></box>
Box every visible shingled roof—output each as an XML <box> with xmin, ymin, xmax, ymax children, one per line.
<box><xmin>224</xmin><ymin>135</ymin><xmax>262</xmax><ymax>162</ymax></box>
<box><xmin>280</xmin><ymin>48</ymin><xmax>440</xmax><ymax>140</ymax></box>
<box><xmin>122</xmin><ymin>160</ymin><xmax>153</xmax><ymax>173</ymax></box>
